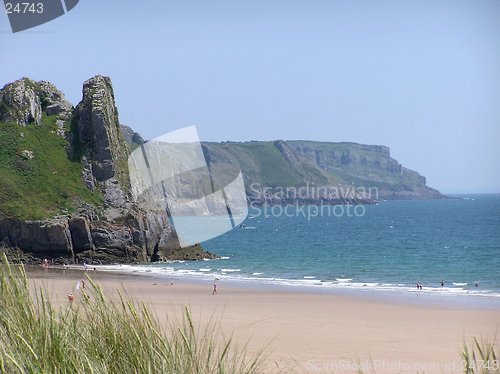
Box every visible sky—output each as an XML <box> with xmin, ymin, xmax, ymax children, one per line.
<box><xmin>1</xmin><ymin>0</ymin><xmax>499</xmax><ymax>193</ymax></box>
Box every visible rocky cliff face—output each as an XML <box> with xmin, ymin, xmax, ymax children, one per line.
<box><xmin>73</xmin><ymin>76</ymin><xmax>130</xmax><ymax>207</ymax></box>
<box><xmin>0</xmin><ymin>78</ymin><xmax>43</xmax><ymax>126</ymax></box>
<box><xmin>201</xmin><ymin>140</ymin><xmax>444</xmax><ymax>202</ymax></box>
<box><xmin>285</xmin><ymin>141</ymin><xmax>442</xmax><ymax>199</ymax></box>
<box><xmin>0</xmin><ymin>78</ymin><xmax>72</xmax><ymax>136</ymax></box>
<box><xmin>0</xmin><ymin>76</ymin><xmax>214</xmax><ymax>264</ymax></box>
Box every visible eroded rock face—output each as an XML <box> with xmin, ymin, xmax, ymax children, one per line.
<box><xmin>73</xmin><ymin>76</ymin><xmax>130</xmax><ymax>207</ymax></box>
<box><xmin>0</xmin><ymin>78</ymin><xmax>42</xmax><ymax>125</ymax></box>
<box><xmin>0</xmin><ymin>211</ymin><xmax>215</xmax><ymax>264</ymax></box>
<box><xmin>0</xmin><ymin>78</ymin><xmax>73</xmax><ymax>138</ymax></box>
<box><xmin>121</xmin><ymin>124</ymin><xmax>145</xmax><ymax>147</ymax></box>
<box><xmin>68</xmin><ymin>217</ymin><xmax>93</xmax><ymax>252</ymax></box>
<box><xmin>0</xmin><ymin>219</ymin><xmax>74</xmax><ymax>261</ymax></box>
<box><xmin>0</xmin><ymin>75</ymin><xmax>215</xmax><ymax>264</ymax></box>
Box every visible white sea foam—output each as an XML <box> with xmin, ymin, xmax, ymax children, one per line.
<box><xmin>94</xmin><ymin>264</ymin><xmax>500</xmax><ymax>300</ymax></box>
<box><xmin>304</xmin><ymin>276</ymin><xmax>316</xmax><ymax>279</ymax></box>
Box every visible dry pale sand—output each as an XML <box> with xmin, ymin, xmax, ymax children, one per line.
<box><xmin>27</xmin><ymin>267</ymin><xmax>499</xmax><ymax>374</ymax></box>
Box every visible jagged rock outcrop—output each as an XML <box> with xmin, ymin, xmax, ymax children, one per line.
<box><xmin>73</xmin><ymin>76</ymin><xmax>130</xmax><ymax>207</ymax></box>
<box><xmin>0</xmin><ymin>76</ymin><xmax>215</xmax><ymax>264</ymax></box>
<box><xmin>0</xmin><ymin>78</ymin><xmax>42</xmax><ymax>125</ymax></box>
<box><xmin>0</xmin><ymin>78</ymin><xmax>72</xmax><ymax>136</ymax></box>
<box><xmin>121</xmin><ymin>124</ymin><xmax>145</xmax><ymax>149</ymax></box>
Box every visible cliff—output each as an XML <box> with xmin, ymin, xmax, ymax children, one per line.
<box><xmin>123</xmin><ymin>129</ymin><xmax>443</xmax><ymax>204</ymax></box>
<box><xmin>0</xmin><ymin>77</ymin><xmax>213</xmax><ymax>264</ymax></box>
<box><xmin>199</xmin><ymin>140</ymin><xmax>443</xmax><ymax>203</ymax></box>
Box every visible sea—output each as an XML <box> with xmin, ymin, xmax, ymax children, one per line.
<box><xmin>102</xmin><ymin>194</ymin><xmax>500</xmax><ymax>304</ymax></box>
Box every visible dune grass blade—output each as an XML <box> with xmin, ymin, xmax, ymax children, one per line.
<box><xmin>462</xmin><ymin>337</ymin><xmax>499</xmax><ymax>374</ymax></box>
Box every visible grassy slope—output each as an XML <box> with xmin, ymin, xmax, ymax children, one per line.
<box><xmin>204</xmin><ymin>142</ymin><xmax>331</xmax><ymax>188</ymax></box>
<box><xmin>0</xmin><ymin>115</ymin><xmax>101</xmax><ymax>220</ymax></box>
<box><xmin>220</xmin><ymin>142</ymin><xmax>304</xmax><ymax>186</ymax></box>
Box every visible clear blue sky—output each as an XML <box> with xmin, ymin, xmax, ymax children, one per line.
<box><xmin>1</xmin><ymin>0</ymin><xmax>499</xmax><ymax>193</ymax></box>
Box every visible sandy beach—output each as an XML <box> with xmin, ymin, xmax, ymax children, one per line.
<box><xmin>27</xmin><ymin>267</ymin><xmax>499</xmax><ymax>374</ymax></box>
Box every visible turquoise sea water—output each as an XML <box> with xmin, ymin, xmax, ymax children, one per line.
<box><xmin>107</xmin><ymin>194</ymin><xmax>500</xmax><ymax>300</ymax></box>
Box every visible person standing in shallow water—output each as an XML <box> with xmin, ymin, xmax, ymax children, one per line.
<box><xmin>441</xmin><ymin>280</ymin><xmax>445</xmax><ymax>287</ymax></box>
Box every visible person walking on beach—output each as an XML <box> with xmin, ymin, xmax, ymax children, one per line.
<box><xmin>212</xmin><ymin>284</ymin><xmax>217</xmax><ymax>295</ymax></box>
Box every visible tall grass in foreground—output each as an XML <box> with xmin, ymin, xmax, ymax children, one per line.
<box><xmin>0</xmin><ymin>255</ymin><xmax>264</xmax><ymax>374</ymax></box>
<box><xmin>462</xmin><ymin>338</ymin><xmax>499</xmax><ymax>374</ymax></box>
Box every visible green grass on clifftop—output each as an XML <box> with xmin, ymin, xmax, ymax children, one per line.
<box><xmin>0</xmin><ymin>116</ymin><xmax>102</xmax><ymax>220</ymax></box>
<box><xmin>204</xmin><ymin>141</ymin><xmax>331</xmax><ymax>188</ymax></box>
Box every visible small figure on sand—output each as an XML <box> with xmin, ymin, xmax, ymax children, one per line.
<box><xmin>83</xmin><ymin>262</ymin><xmax>88</xmax><ymax>271</ymax></box>
<box><xmin>170</xmin><ymin>280</ymin><xmax>174</xmax><ymax>286</ymax></box>
<box><xmin>440</xmin><ymin>280</ymin><xmax>445</xmax><ymax>287</ymax></box>
<box><xmin>76</xmin><ymin>279</ymin><xmax>85</xmax><ymax>290</ymax></box>
<box><xmin>42</xmin><ymin>258</ymin><xmax>49</xmax><ymax>269</ymax></box>
<box><xmin>68</xmin><ymin>293</ymin><xmax>75</xmax><ymax>302</ymax></box>
<box><xmin>212</xmin><ymin>284</ymin><xmax>217</xmax><ymax>295</ymax></box>
<box><xmin>416</xmin><ymin>282</ymin><xmax>422</xmax><ymax>290</ymax></box>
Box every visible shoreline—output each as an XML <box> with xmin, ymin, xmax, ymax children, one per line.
<box><xmin>35</xmin><ymin>263</ymin><xmax>500</xmax><ymax>310</ymax></box>
<box><xmin>25</xmin><ymin>265</ymin><xmax>500</xmax><ymax>374</ymax></box>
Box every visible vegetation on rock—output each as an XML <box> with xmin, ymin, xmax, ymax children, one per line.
<box><xmin>0</xmin><ymin>115</ymin><xmax>102</xmax><ymax>220</ymax></box>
